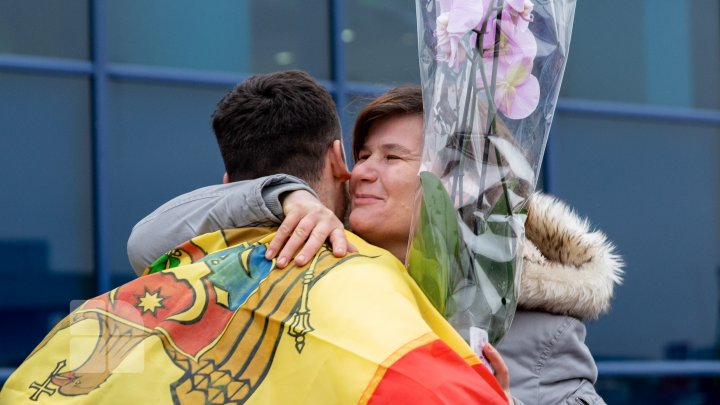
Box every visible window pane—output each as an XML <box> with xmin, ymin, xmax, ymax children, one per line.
<box><xmin>0</xmin><ymin>72</ymin><xmax>93</xmax><ymax>367</ymax></box>
<box><xmin>559</xmin><ymin>0</ymin><xmax>646</xmax><ymax>103</ymax></box>
<box><xmin>561</xmin><ymin>0</ymin><xmax>720</xmax><ymax>109</ymax></box>
<box><xmin>0</xmin><ymin>72</ymin><xmax>93</xmax><ymax>273</ymax></box>
<box><xmin>106</xmin><ymin>81</ymin><xmax>227</xmax><ymax>277</ymax></box>
<box><xmin>250</xmin><ymin>0</ymin><xmax>330</xmax><ymax>78</ymax></box>
<box><xmin>0</xmin><ymin>0</ymin><xmax>89</xmax><ymax>59</ymax></box>
<box><xmin>106</xmin><ymin>0</ymin><xmax>330</xmax><ymax>78</ymax></box>
<box><xmin>597</xmin><ymin>376</ymin><xmax>720</xmax><ymax>404</ymax></box>
<box><xmin>690</xmin><ymin>0</ymin><xmax>720</xmax><ymax>110</ymax></box>
<box><xmin>345</xmin><ymin>0</ymin><xmax>419</xmax><ymax>84</ymax></box>
<box><xmin>549</xmin><ymin>113</ymin><xmax>720</xmax><ymax>360</ymax></box>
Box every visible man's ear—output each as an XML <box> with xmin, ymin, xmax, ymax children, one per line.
<box><xmin>329</xmin><ymin>140</ymin><xmax>351</xmax><ymax>181</ymax></box>
<box><xmin>222</xmin><ymin>172</ymin><xmax>230</xmax><ymax>184</ymax></box>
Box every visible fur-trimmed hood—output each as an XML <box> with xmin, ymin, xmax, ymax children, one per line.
<box><xmin>519</xmin><ymin>193</ymin><xmax>624</xmax><ymax>320</ymax></box>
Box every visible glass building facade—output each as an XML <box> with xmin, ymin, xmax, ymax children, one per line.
<box><xmin>1</xmin><ymin>0</ymin><xmax>719</xmax><ymax>402</ymax></box>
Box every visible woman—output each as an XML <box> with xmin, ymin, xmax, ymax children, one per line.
<box><xmin>253</xmin><ymin>86</ymin><xmax>622</xmax><ymax>405</ymax></box>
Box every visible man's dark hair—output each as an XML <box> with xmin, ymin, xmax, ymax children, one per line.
<box><xmin>212</xmin><ymin>70</ymin><xmax>341</xmax><ymax>183</ymax></box>
<box><xmin>352</xmin><ymin>85</ymin><xmax>423</xmax><ymax>162</ymax></box>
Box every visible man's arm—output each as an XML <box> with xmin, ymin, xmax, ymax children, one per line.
<box><xmin>127</xmin><ymin>174</ymin><xmax>313</xmax><ymax>274</ymax></box>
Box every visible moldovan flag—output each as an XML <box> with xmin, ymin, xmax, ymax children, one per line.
<box><xmin>0</xmin><ymin>228</ymin><xmax>507</xmax><ymax>404</ymax></box>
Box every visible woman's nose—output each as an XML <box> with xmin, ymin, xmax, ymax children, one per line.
<box><xmin>351</xmin><ymin>159</ymin><xmax>378</xmax><ymax>182</ymax></box>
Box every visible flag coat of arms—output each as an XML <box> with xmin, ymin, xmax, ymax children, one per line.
<box><xmin>0</xmin><ymin>228</ymin><xmax>507</xmax><ymax>404</ymax></box>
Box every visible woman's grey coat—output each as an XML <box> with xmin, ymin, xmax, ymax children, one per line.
<box><xmin>497</xmin><ymin>193</ymin><xmax>624</xmax><ymax>405</ymax></box>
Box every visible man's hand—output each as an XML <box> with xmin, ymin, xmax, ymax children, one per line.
<box><xmin>483</xmin><ymin>343</ymin><xmax>514</xmax><ymax>405</ymax></box>
<box><xmin>265</xmin><ymin>190</ymin><xmax>357</xmax><ymax>268</ymax></box>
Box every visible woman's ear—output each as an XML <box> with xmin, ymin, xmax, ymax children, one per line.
<box><xmin>222</xmin><ymin>172</ymin><xmax>230</xmax><ymax>184</ymax></box>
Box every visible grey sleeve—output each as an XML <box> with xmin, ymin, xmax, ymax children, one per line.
<box><xmin>541</xmin><ymin>317</ymin><xmax>606</xmax><ymax>405</ymax></box>
<box><xmin>497</xmin><ymin>312</ymin><xmax>605</xmax><ymax>405</ymax></box>
<box><xmin>127</xmin><ymin>174</ymin><xmax>314</xmax><ymax>275</ymax></box>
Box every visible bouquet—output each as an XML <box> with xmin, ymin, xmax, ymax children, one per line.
<box><xmin>407</xmin><ymin>0</ymin><xmax>577</xmax><ymax>344</ymax></box>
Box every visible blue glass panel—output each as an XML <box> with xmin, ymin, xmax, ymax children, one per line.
<box><xmin>249</xmin><ymin>0</ymin><xmax>330</xmax><ymax>78</ymax></box>
<box><xmin>597</xmin><ymin>375</ymin><xmax>720</xmax><ymax>404</ymax></box>
<box><xmin>559</xmin><ymin>0</ymin><xmax>645</xmax><ymax>103</ymax></box>
<box><xmin>550</xmin><ymin>113</ymin><xmax>720</xmax><ymax>361</ymax></box>
<box><xmin>106</xmin><ymin>0</ymin><xmax>330</xmax><ymax>79</ymax></box>
<box><xmin>560</xmin><ymin>0</ymin><xmax>719</xmax><ymax>109</ymax></box>
<box><xmin>0</xmin><ymin>72</ymin><xmax>93</xmax><ymax>367</ymax></box>
<box><xmin>0</xmin><ymin>72</ymin><xmax>93</xmax><ymax>273</ymax></box>
<box><xmin>106</xmin><ymin>81</ymin><xmax>227</xmax><ymax>275</ymax></box>
<box><xmin>690</xmin><ymin>1</ymin><xmax>720</xmax><ymax>110</ymax></box>
<box><xmin>106</xmin><ymin>0</ymin><xmax>251</xmax><ymax>73</ymax></box>
<box><xmin>0</xmin><ymin>0</ymin><xmax>89</xmax><ymax>59</ymax></box>
<box><xmin>344</xmin><ymin>1</ymin><xmax>419</xmax><ymax>84</ymax></box>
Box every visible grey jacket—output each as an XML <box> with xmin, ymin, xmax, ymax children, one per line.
<box><xmin>496</xmin><ymin>194</ymin><xmax>624</xmax><ymax>405</ymax></box>
<box><xmin>127</xmin><ymin>181</ymin><xmax>623</xmax><ymax>405</ymax></box>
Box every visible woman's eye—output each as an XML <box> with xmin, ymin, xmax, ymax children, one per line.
<box><xmin>386</xmin><ymin>155</ymin><xmax>401</xmax><ymax>160</ymax></box>
<box><xmin>356</xmin><ymin>154</ymin><xmax>369</xmax><ymax>161</ymax></box>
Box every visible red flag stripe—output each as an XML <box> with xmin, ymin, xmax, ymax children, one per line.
<box><xmin>365</xmin><ymin>338</ymin><xmax>508</xmax><ymax>405</ymax></box>
<box><xmin>358</xmin><ymin>333</ymin><xmax>437</xmax><ymax>404</ymax></box>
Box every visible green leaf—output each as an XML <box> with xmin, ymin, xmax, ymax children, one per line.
<box><xmin>407</xmin><ymin>172</ymin><xmax>465</xmax><ymax>316</ymax></box>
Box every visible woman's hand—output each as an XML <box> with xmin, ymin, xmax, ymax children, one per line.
<box><xmin>483</xmin><ymin>343</ymin><xmax>514</xmax><ymax>405</ymax></box>
<box><xmin>265</xmin><ymin>190</ymin><xmax>356</xmax><ymax>267</ymax></box>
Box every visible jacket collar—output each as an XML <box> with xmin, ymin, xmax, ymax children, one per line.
<box><xmin>519</xmin><ymin>193</ymin><xmax>624</xmax><ymax>320</ymax></box>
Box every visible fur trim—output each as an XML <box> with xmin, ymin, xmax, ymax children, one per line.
<box><xmin>519</xmin><ymin>193</ymin><xmax>624</xmax><ymax>320</ymax></box>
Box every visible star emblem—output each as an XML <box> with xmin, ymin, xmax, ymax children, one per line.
<box><xmin>136</xmin><ymin>288</ymin><xmax>165</xmax><ymax>315</ymax></box>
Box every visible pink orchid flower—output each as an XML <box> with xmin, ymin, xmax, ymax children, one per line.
<box><xmin>477</xmin><ymin>56</ymin><xmax>539</xmax><ymax>119</ymax></box>
<box><xmin>505</xmin><ymin>0</ymin><xmax>534</xmax><ymax>29</ymax></box>
<box><xmin>436</xmin><ymin>0</ymin><xmax>486</xmax><ymax>69</ymax></box>
<box><xmin>481</xmin><ymin>7</ymin><xmax>537</xmax><ymax>64</ymax></box>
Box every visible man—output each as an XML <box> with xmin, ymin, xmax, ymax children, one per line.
<box><xmin>127</xmin><ymin>70</ymin><xmax>350</xmax><ymax>273</ymax></box>
<box><xmin>1</xmin><ymin>72</ymin><xmax>508</xmax><ymax>404</ymax></box>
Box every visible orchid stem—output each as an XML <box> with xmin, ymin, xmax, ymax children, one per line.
<box><xmin>461</xmin><ymin>1</ymin><xmax>500</xmax><ymax>209</ymax></box>
<box><xmin>474</xmin><ymin>0</ymin><xmax>513</xmax><ymax>225</ymax></box>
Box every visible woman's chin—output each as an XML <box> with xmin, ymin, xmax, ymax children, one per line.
<box><xmin>348</xmin><ymin>210</ymin><xmax>377</xmax><ymax>235</ymax></box>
